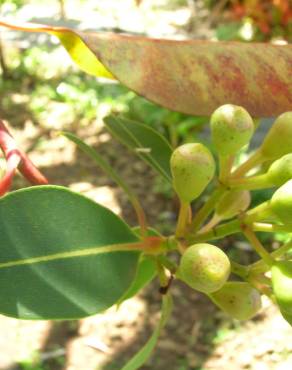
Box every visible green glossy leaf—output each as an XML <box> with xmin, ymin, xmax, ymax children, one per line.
<box><xmin>1</xmin><ymin>20</ymin><xmax>291</xmax><ymax>117</ymax></box>
<box><xmin>121</xmin><ymin>294</ymin><xmax>173</xmax><ymax>370</ymax></box>
<box><xmin>119</xmin><ymin>255</ymin><xmax>157</xmax><ymax>303</ymax></box>
<box><xmin>104</xmin><ymin>116</ymin><xmax>172</xmax><ymax>183</ymax></box>
<box><xmin>0</xmin><ymin>185</ymin><xmax>140</xmax><ymax>320</ymax></box>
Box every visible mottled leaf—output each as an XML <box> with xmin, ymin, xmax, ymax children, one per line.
<box><xmin>0</xmin><ymin>20</ymin><xmax>291</xmax><ymax>117</ymax></box>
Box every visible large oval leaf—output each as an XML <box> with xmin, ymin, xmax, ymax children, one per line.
<box><xmin>0</xmin><ymin>20</ymin><xmax>291</xmax><ymax>117</ymax></box>
<box><xmin>0</xmin><ymin>185</ymin><xmax>140</xmax><ymax>320</ymax></box>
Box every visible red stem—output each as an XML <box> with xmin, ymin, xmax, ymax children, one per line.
<box><xmin>0</xmin><ymin>119</ymin><xmax>48</xmax><ymax>196</ymax></box>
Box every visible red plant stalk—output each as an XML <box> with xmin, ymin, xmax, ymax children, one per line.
<box><xmin>0</xmin><ymin>119</ymin><xmax>48</xmax><ymax>196</ymax></box>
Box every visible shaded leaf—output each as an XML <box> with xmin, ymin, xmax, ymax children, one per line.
<box><xmin>104</xmin><ymin>116</ymin><xmax>172</xmax><ymax>183</ymax></box>
<box><xmin>119</xmin><ymin>256</ymin><xmax>157</xmax><ymax>303</ymax></box>
<box><xmin>0</xmin><ymin>20</ymin><xmax>291</xmax><ymax>116</ymax></box>
<box><xmin>0</xmin><ymin>185</ymin><xmax>140</xmax><ymax>320</ymax></box>
<box><xmin>121</xmin><ymin>294</ymin><xmax>173</xmax><ymax>370</ymax></box>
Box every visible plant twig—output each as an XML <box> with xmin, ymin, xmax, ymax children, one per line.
<box><xmin>187</xmin><ymin>219</ymin><xmax>241</xmax><ymax>244</ymax></box>
<box><xmin>251</xmin><ymin>239</ymin><xmax>292</xmax><ymax>274</ymax></box>
<box><xmin>243</xmin><ymin>227</ymin><xmax>274</xmax><ymax>266</ymax></box>
<box><xmin>219</xmin><ymin>155</ymin><xmax>234</xmax><ymax>183</ymax></box>
<box><xmin>176</xmin><ymin>200</ymin><xmax>190</xmax><ymax>238</ymax></box>
<box><xmin>252</xmin><ymin>222</ymin><xmax>292</xmax><ymax>233</ymax></box>
<box><xmin>231</xmin><ymin>150</ymin><xmax>263</xmax><ymax>178</ymax></box>
<box><xmin>189</xmin><ymin>186</ymin><xmax>226</xmax><ymax>233</ymax></box>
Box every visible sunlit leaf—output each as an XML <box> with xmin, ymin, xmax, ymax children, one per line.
<box><xmin>0</xmin><ymin>185</ymin><xmax>140</xmax><ymax>319</ymax></box>
<box><xmin>104</xmin><ymin>116</ymin><xmax>172</xmax><ymax>183</ymax></box>
<box><xmin>0</xmin><ymin>19</ymin><xmax>291</xmax><ymax>117</ymax></box>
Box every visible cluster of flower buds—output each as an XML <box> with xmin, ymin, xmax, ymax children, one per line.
<box><xmin>170</xmin><ymin>105</ymin><xmax>292</xmax><ymax>323</ymax></box>
<box><xmin>0</xmin><ymin>119</ymin><xmax>48</xmax><ymax>196</ymax></box>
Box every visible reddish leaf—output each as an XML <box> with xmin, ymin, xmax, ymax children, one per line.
<box><xmin>0</xmin><ymin>19</ymin><xmax>291</xmax><ymax>117</ymax></box>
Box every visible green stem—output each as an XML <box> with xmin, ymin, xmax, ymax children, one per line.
<box><xmin>252</xmin><ymin>222</ymin><xmax>292</xmax><ymax>233</ymax></box>
<box><xmin>176</xmin><ymin>201</ymin><xmax>190</xmax><ymax>238</ymax></box>
<box><xmin>187</xmin><ymin>219</ymin><xmax>241</xmax><ymax>243</ymax></box>
<box><xmin>243</xmin><ymin>227</ymin><xmax>274</xmax><ymax>266</ymax></box>
<box><xmin>251</xmin><ymin>239</ymin><xmax>292</xmax><ymax>274</ymax></box>
<box><xmin>227</xmin><ymin>173</ymin><xmax>272</xmax><ymax>190</ymax></box>
<box><xmin>244</xmin><ymin>201</ymin><xmax>273</xmax><ymax>223</ymax></box>
<box><xmin>189</xmin><ymin>186</ymin><xmax>226</xmax><ymax>233</ymax></box>
<box><xmin>219</xmin><ymin>155</ymin><xmax>234</xmax><ymax>184</ymax></box>
<box><xmin>230</xmin><ymin>260</ymin><xmax>250</xmax><ymax>279</ymax></box>
<box><xmin>231</xmin><ymin>149</ymin><xmax>264</xmax><ymax>178</ymax></box>
<box><xmin>199</xmin><ymin>213</ymin><xmax>222</xmax><ymax>234</ymax></box>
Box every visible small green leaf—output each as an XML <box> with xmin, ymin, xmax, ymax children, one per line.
<box><xmin>0</xmin><ymin>186</ymin><xmax>140</xmax><ymax>320</ymax></box>
<box><xmin>118</xmin><ymin>255</ymin><xmax>157</xmax><ymax>303</ymax></box>
<box><xmin>104</xmin><ymin>116</ymin><xmax>173</xmax><ymax>183</ymax></box>
<box><xmin>121</xmin><ymin>294</ymin><xmax>173</xmax><ymax>370</ymax></box>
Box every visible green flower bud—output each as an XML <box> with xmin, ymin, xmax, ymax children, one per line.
<box><xmin>260</xmin><ymin>112</ymin><xmax>292</xmax><ymax>160</ymax></box>
<box><xmin>210</xmin><ymin>104</ymin><xmax>254</xmax><ymax>156</ymax></box>
<box><xmin>272</xmin><ymin>261</ymin><xmax>292</xmax><ymax>315</ymax></box>
<box><xmin>270</xmin><ymin>180</ymin><xmax>292</xmax><ymax>226</ymax></box>
<box><xmin>210</xmin><ymin>282</ymin><xmax>262</xmax><ymax>320</ymax></box>
<box><xmin>170</xmin><ymin>143</ymin><xmax>215</xmax><ymax>202</ymax></box>
<box><xmin>215</xmin><ymin>190</ymin><xmax>251</xmax><ymax>220</ymax></box>
<box><xmin>267</xmin><ymin>153</ymin><xmax>292</xmax><ymax>187</ymax></box>
<box><xmin>177</xmin><ymin>243</ymin><xmax>230</xmax><ymax>293</ymax></box>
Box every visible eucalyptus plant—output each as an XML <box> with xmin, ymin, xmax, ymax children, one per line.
<box><xmin>1</xmin><ymin>103</ymin><xmax>292</xmax><ymax>369</ymax></box>
<box><xmin>0</xmin><ymin>18</ymin><xmax>292</xmax><ymax>370</ymax></box>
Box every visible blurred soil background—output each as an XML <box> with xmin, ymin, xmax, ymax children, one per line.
<box><xmin>0</xmin><ymin>1</ymin><xmax>292</xmax><ymax>369</ymax></box>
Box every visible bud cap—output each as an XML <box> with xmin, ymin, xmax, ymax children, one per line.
<box><xmin>270</xmin><ymin>180</ymin><xmax>292</xmax><ymax>226</ymax></box>
<box><xmin>210</xmin><ymin>282</ymin><xmax>262</xmax><ymax>320</ymax></box>
<box><xmin>215</xmin><ymin>190</ymin><xmax>251</xmax><ymax>220</ymax></box>
<box><xmin>260</xmin><ymin>112</ymin><xmax>292</xmax><ymax>159</ymax></box>
<box><xmin>178</xmin><ymin>243</ymin><xmax>230</xmax><ymax>293</ymax></box>
<box><xmin>210</xmin><ymin>104</ymin><xmax>254</xmax><ymax>156</ymax></box>
<box><xmin>170</xmin><ymin>143</ymin><xmax>215</xmax><ymax>202</ymax></box>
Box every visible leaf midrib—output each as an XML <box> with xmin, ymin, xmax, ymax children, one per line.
<box><xmin>0</xmin><ymin>242</ymin><xmax>141</xmax><ymax>269</ymax></box>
